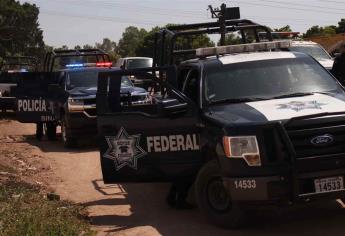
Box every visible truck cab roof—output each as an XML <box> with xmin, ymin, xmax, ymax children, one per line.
<box><xmin>181</xmin><ymin>51</ymin><xmax>308</xmax><ymax>66</ymax></box>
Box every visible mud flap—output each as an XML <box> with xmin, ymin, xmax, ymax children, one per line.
<box><xmin>97</xmin><ymin>67</ymin><xmax>203</xmax><ymax>183</ymax></box>
<box><xmin>15</xmin><ymin>72</ymin><xmax>68</xmax><ymax>123</ymax></box>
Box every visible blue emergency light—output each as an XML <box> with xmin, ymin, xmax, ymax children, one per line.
<box><xmin>65</xmin><ymin>63</ymin><xmax>84</xmax><ymax>68</ymax></box>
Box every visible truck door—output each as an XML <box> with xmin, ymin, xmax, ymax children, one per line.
<box><xmin>97</xmin><ymin>67</ymin><xmax>203</xmax><ymax>183</ymax></box>
<box><xmin>15</xmin><ymin>72</ymin><xmax>68</xmax><ymax>123</ymax></box>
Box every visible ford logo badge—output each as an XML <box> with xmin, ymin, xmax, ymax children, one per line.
<box><xmin>310</xmin><ymin>134</ymin><xmax>334</xmax><ymax>146</ymax></box>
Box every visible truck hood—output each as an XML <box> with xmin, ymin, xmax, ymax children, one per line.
<box><xmin>206</xmin><ymin>93</ymin><xmax>345</xmax><ymax>125</ymax></box>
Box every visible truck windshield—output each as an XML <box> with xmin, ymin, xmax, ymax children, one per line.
<box><xmin>290</xmin><ymin>45</ymin><xmax>331</xmax><ymax>60</ymax></box>
<box><xmin>67</xmin><ymin>71</ymin><xmax>133</xmax><ymax>89</ymax></box>
<box><xmin>67</xmin><ymin>71</ymin><xmax>99</xmax><ymax>89</ymax></box>
<box><xmin>126</xmin><ymin>58</ymin><xmax>152</xmax><ymax>69</ymax></box>
<box><xmin>205</xmin><ymin>57</ymin><xmax>340</xmax><ymax>104</ymax></box>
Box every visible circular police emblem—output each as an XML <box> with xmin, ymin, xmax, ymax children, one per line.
<box><xmin>103</xmin><ymin>127</ymin><xmax>147</xmax><ymax>171</ymax></box>
<box><xmin>277</xmin><ymin>100</ymin><xmax>326</xmax><ymax>112</ymax></box>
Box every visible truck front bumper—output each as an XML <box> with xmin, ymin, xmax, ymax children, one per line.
<box><xmin>224</xmin><ymin>168</ymin><xmax>345</xmax><ymax>203</ymax></box>
<box><xmin>65</xmin><ymin>111</ymin><xmax>97</xmax><ymax>138</ymax></box>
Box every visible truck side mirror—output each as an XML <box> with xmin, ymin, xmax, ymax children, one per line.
<box><xmin>333</xmin><ymin>53</ymin><xmax>341</xmax><ymax>58</ymax></box>
<box><xmin>160</xmin><ymin>98</ymin><xmax>188</xmax><ymax>116</ymax></box>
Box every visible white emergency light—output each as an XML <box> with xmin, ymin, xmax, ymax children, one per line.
<box><xmin>195</xmin><ymin>40</ymin><xmax>292</xmax><ymax>57</ymax></box>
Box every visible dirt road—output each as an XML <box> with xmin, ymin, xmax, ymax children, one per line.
<box><xmin>1</xmin><ymin>119</ymin><xmax>345</xmax><ymax>236</ymax></box>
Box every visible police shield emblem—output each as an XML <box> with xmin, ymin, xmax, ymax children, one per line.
<box><xmin>104</xmin><ymin>127</ymin><xmax>147</xmax><ymax>171</ymax></box>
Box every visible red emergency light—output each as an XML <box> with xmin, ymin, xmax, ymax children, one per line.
<box><xmin>96</xmin><ymin>62</ymin><xmax>112</xmax><ymax>67</ymax></box>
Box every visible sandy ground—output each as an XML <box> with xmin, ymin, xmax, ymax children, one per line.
<box><xmin>1</xmin><ymin>117</ymin><xmax>345</xmax><ymax>236</ymax></box>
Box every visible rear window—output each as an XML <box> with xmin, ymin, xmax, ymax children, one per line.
<box><xmin>126</xmin><ymin>58</ymin><xmax>152</xmax><ymax>69</ymax></box>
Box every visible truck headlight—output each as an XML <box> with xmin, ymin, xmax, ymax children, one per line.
<box><xmin>68</xmin><ymin>98</ymin><xmax>84</xmax><ymax>112</ymax></box>
<box><xmin>223</xmin><ymin>136</ymin><xmax>261</xmax><ymax>167</ymax></box>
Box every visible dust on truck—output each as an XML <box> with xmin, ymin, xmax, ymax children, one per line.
<box><xmin>97</xmin><ymin>18</ymin><xmax>345</xmax><ymax>228</ymax></box>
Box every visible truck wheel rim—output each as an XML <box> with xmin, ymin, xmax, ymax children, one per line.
<box><xmin>207</xmin><ymin>177</ymin><xmax>231</xmax><ymax>213</ymax></box>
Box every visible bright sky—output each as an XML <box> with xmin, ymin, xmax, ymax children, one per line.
<box><xmin>19</xmin><ymin>0</ymin><xmax>345</xmax><ymax>48</ymax></box>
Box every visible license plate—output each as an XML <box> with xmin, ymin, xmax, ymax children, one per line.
<box><xmin>314</xmin><ymin>176</ymin><xmax>344</xmax><ymax>193</ymax></box>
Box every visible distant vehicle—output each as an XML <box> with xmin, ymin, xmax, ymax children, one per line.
<box><xmin>116</xmin><ymin>57</ymin><xmax>153</xmax><ymax>69</ymax></box>
<box><xmin>290</xmin><ymin>41</ymin><xmax>334</xmax><ymax>71</ymax></box>
<box><xmin>116</xmin><ymin>57</ymin><xmax>153</xmax><ymax>87</ymax></box>
<box><xmin>56</xmin><ymin>65</ymin><xmax>149</xmax><ymax>147</ymax></box>
<box><xmin>14</xmin><ymin>49</ymin><xmax>149</xmax><ymax>146</ymax></box>
<box><xmin>258</xmin><ymin>32</ymin><xmax>334</xmax><ymax>71</ymax></box>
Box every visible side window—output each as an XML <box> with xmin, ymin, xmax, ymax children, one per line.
<box><xmin>182</xmin><ymin>69</ymin><xmax>199</xmax><ymax>104</ymax></box>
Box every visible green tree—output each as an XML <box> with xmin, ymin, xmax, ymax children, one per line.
<box><xmin>117</xmin><ymin>26</ymin><xmax>148</xmax><ymax>57</ymax></box>
<box><xmin>274</xmin><ymin>25</ymin><xmax>292</xmax><ymax>32</ymax></box>
<box><xmin>337</xmin><ymin>19</ymin><xmax>345</xmax><ymax>33</ymax></box>
<box><xmin>95</xmin><ymin>38</ymin><xmax>119</xmax><ymax>61</ymax></box>
<box><xmin>304</xmin><ymin>25</ymin><xmax>324</xmax><ymax>37</ymax></box>
<box><xmin>0</xmin><ymin>0</ymin><xmax>45</xmax><ymax>60</ymax></box>
<box><xmin>135</xmin><ymin>25</ymin><xmax>214</xmax><ymax>64</ymax></box>
<box><xmin>323</xmin><ymin>25</ymin><xmax>337</xmax><ymax>35</ymax></box>
<box><xmin>135</xmin><ymin>26</ymin><xmax>160</xmax><ymax>58</ymax></box>
<box><xmin>222</xmin><ymin>33</ymin><xmax>242</xmax><ymax>45</ymax></box>
<box><xmin>82</xmin><ymin>44</ymin><xmax>93</xmax><ymax>49</ymax></box>
<box><xmin>303</xmin><ymin>25</ymin><xmax>336</xmax><ymax>38</ymax></box>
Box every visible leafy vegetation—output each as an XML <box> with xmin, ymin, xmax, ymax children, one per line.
<box><xmin>0</xmin><ymin>180</ymin><xmax>94</xmax><ymax>236</ymax></box>
<box><xmin>0</xmin><ymin>0</ymin><xmax>45</xmax><ymax>61</ymax></box>
<box><xmin>303</xmin><ymin>19</ymin><xmax>345</xmax><ymax>38</ymax></box>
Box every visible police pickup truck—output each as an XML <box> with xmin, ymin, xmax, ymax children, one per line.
<box><xmin>97</xmin><ymin>38</ymin><xmax>345</xmax><ymax>227</ymax></box>
<box><xmin>15</xmin><ymin>49</ymin><xmax>149</xmax><ymax>145</ymax></box>
<box><xmin>59</xmin><ymin>63</ymin><xmax>148</xmax><ymax>147</ymax></box>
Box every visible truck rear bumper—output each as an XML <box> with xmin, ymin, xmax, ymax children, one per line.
<box><xmin>224</xmin><ymin>168</ymin><xmax>345</xmax><ymax>203</ymax></box>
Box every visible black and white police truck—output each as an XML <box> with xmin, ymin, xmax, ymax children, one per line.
<box><xmin>15</xmin><ymin>49</ymin><xmax>112</xmax><ymax>141</ymax></box>
<box><xmin>96</xmin><ymin>18</ymin><xmax>345</xmax><ymax>228</ymax></box>
<box><xmin>15</xmin><ymin>49</ymin><xmax>149</xmax><ymax>146</ymax></box>
<box><xmin>0</xmin><ymin>56</ymin><xmax>39</xmax><ymax>112</ymax></box>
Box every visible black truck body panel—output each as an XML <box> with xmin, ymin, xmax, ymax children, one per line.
<box><xmin>15</xmin><ymin>72</ymin><xmax>68</xmax><ymax>123</ymax></box>
<box><xmin>97</xmin><ymin>67</ymin><xmax>204</xmax><ymax>183</ymax></box>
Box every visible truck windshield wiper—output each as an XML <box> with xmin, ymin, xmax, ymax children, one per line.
<box><xmin>210</xmin><ymin>97</ymin><xmax>268</xmax><ymax>105</ymax></box>
<box><xmin>272</xmin><ymin>92</ymin><xmax>314</xmax><ymax>99</ymax></box>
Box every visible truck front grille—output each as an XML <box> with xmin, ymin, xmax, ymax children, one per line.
<box><xmin>83</xmin><ymin>98</ymin><xmax>96</xmax><ymax>105</ymax></box>
<box><xmin>286</xmin><ymin>121</ymin><xmax>345</xmax><ymax>159</ymax></box>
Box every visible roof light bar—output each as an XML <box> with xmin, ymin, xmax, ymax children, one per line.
<box><xmin>65</xmin><ymin>62</ymin><xmax>112</xmax><ymax>68</ymax></box>
<box><xmin>196</xmin><ymin>40</ymin><xmax>292</xmax><ymax>57</ymax></box>
<box><xmin>66</xmin><ymin>63</ymin><xmax>84</xmax><ymax>68</ymax></box>
<box><xmin>96</xmin><ymin>62</ymin><xmax>112</xmax><ymax>67</ymax></box>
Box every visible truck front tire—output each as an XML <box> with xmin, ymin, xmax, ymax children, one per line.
<box><xmin>36</xmin><ymin>123</ymin><xmax>43</xmax><ymax>141</ymax></box>
<box><xmin>195</xmin><ymin>160</ymin><xmax>245</xmax><ymax>229</ymax></box>
<box><xmin>46</xmin><ymin>122</ymin><xmax>57</xmax><ymax>141</ymax></box>
<box><xmin>61</xmin><ymin>117</ymin><xmax>77</xmax><ymax>148</ymax></box>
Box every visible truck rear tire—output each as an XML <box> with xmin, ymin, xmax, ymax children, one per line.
<box><xmin>61</xmin><ymin>117</ymin><xmax>77</xmax><ymax>148</ymax></box>
<box><xmin>195</xmin><ymin>160</ymin><xmax>245</xmax><ymax>229</ymax></box>
<box><xmin>46</xmin><ymin>123</ymin><xmax>57</xmax><ymax>141</ymax></box>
